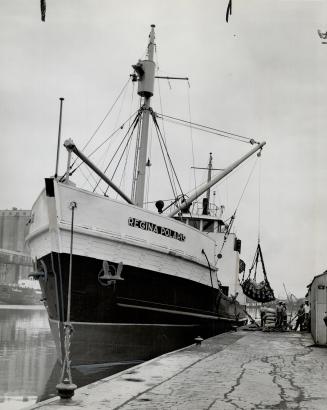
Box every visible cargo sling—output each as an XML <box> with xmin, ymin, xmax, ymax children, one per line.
<box><xmin>241</xmin><ymin>243</ymin><xmax>275</xmax><ymax>303</ymax></box>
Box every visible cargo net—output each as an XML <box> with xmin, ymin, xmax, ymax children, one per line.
<box><xmin>241</xmin><ymin>243</ymin><xmax>275</xmax><ymax>303</ymax></box>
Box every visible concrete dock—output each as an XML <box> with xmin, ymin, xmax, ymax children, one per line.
<box><xmin>27</xmin><ymin>330</ymin><xmax>327</xmax><ymax>409</ymax></box>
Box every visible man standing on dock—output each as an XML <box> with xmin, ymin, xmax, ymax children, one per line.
<box><xmin>304</xmin><ymin>300</ymin><xmax>311</xmax><ymax>331</ymax></box>
<box><xmin>276</xmin><ymin>301</ymin><xmax>283</xmax><ymax>329</ymax></box>
<box><xmin>294</xmin><ymin>304</ymin><xmax>305</xmax><ymax>331</ymax></box>
<box><xmin>281</xmin><ymin>302</ymin><xmax>288</xmax><ymax>331</ymax></box>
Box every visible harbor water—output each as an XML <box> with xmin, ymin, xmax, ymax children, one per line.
<box><xmin>0</xmin><ymin>306</ymin><xmax>138</xmax><ymax>410</ymax></box>
<box><xmin>0</xmin><ymin>305</ymin><xmax>56</xmax><ymax>410</ymax></box>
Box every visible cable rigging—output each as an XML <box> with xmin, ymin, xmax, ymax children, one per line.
<box><xmin>240</xmin><ymin>154</ymin><xmax>275</xmax><ymax>303</ymax></box>
<box><xmin>104</xmin><ymin>117</ymin><xmax>140</xmax><ymax>196</ymax></box>
<box><xmin>151</xmin><ymin>111</ymin><xmax>186</xmax><ymax>204</ymax></box>
<box><xmin>151</xmin><ymin>113</ymin><xmax>178</xmax><ymax>200</ymax></box>
<box><xmin>152</xmin><ymin>50</ymin><xmax>179</xmax><ymax>202</ymax></box>
<box><xmin>62</xmin><ymin>78</ymin><xmax>133</xmax><ymax>183</ymax></box>
<box><xmin>81</xmin><ymin>77</ymin><xmax>132</xmax><ymax>191</ymax></box>
<box><xmin>93</xmin><ymin>110</ymin><xmax>142</xmax><ymax>193</ymax></box>
<box><xmin>63</xmin><ymin>110</ymin><xmax>139</xmax><ymax>183</ymax></box>
<box><xmin>157</xmin><ymin>113</ymin><xmax>259</xmax><ymax>144</ymax></box>
<box><xmin>186</xmin><ymin>82</ymin><xmax>198</xmax><ymax>192</ymax></box>
<box><xmin>117</xmin><ymin>81</ymin><xmax>137</xmax><ymax>196</ymax></box>
<box><xmin>81</xmin><ymin>78</ymin><xmax>131</xmax><ymax>153</ymax></box>
<box><xmin>217</xmin><ymin>156</ymin><xmax>259</xmax><ymax>259</ymax></box>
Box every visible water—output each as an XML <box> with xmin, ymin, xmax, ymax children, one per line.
<box><xmin>0</xmin><ymin>306</ymin><xmax>142</xmax><ymax>410</ymax></box>
<box><xmin>0</xmin><ymin>306</ymin><xmax>56</xmax><ymax>410</ymax></box>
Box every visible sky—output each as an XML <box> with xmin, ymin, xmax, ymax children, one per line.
<box><xmin>0</xmin><ymin>0</ymin><xmax>326</xmax><ymax>298</ymax></box>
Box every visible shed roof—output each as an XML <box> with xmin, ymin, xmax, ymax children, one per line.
<box><xmin>307</xmin><ymin>270</ymin><xmax>327</xmax><ymax>290</ymax></box>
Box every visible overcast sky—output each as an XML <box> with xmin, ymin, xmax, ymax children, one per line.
<box><xmin>1</xmin><ymin>0</ymin><xmax>326</xmax><ymax>298</ymax></box>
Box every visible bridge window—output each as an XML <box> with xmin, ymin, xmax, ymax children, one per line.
<box><xmin>203</xmin><ymin>220</ymin><xmax>215</xmax><ymax>232</ymax></box>
<box><xmin>217</xmin><ymin>221</ymin><xmax>226</xmax><ymax>233</ymax></box>
<box><xmin>188</xmin><ymin>219</ymin><xmax>200</xmax><ymax>230</ymax></box>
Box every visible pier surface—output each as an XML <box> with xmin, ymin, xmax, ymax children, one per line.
<box><xmin>28</xmin><ymin>330</ymin><xmax>327</xmax><ymax>409</ymax></box>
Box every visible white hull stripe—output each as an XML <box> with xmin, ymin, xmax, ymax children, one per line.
<box><xmin>117</xmin><ymin>302</ymin><xmax>221</xmax><ymax>320</ymax></box>
<box><xmin>48</xmin><ymin>318</ymin><xmax>197</xmax><ymax>327</ymax></box>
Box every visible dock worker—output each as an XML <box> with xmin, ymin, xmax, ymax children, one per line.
<box><xmin>281</xmin><ymin>302</ymin><xmax>288</xmax><ymax>331</ymax></box>
<box><xmin>304</xmin><ymin>300</ymin><xmax>310</xmax><ymax>331</ymax></box>
<box><xmin>276</xmin><ymin>301</ymin><xmax>283</xmax><ymax>329</ymax></box>
<box><xmin>294</xmin><ymin>304</ymin><xmax>305</xmax><ymax>331</ymax></box>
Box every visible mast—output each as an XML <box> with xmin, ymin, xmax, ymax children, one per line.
<box><xmin>133</xmin><ymin>25</ymin><xmax>156</xmax><ymax>207</ymax></box>
<box><xmin>54</xmin><ymin>98</ymin><xmax>64</xmax><ymax>179</ymax></box>
<box><xmin>206</xmin><ymin>152</ymin><xmax>213</xmax><ymax>203</ymax></box>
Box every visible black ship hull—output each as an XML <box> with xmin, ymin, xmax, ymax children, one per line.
<box><xmin>38</xmin><ymin>252</ymin><xmax>246</xmax><ymax>365</ymax></box>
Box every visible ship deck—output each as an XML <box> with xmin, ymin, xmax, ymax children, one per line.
<box><xmin>27</xmin><ymin>330</ymin><xmax>327</xmax><ymax>409</ymax></box>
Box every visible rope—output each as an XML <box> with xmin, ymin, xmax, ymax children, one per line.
<box><xmin>217</xmin><ymin>213</ymin><xmax>235</xmax><ymax>258</ymax></box>
<box><xmin>217</xmin><ymin>158</ymin><xmax>257</xmax><ymax>258</ymax></box>
<box><xmin>59</xmin><ymin>201</ymin><xmax>77</xmax><ymax>385</ymax></box>
<box><xmin>131</xmin><ymin>101</ymin><xmax>143</xmax><ymax>201</ymax></box>
<box><xmin>117</xmin><ymin>80</ymin><xmax>137</xmax><ymax>195</ymax></box>
<box><xmin>151</xmin><ymin>112</ymin><xmax>185</xmax><ymax>201</ymax></box>
<box><xmin>201</xmin><ymin>249</ymin><xmax>214</xmax><ymax>288</ymax></box>
<box><xmin>93</xmin><ymin>111</ymin><xmax>141</xmax><ymax>193</ymax></box>
<box><xmin>158</xmin><ymin>113</ymin><xmax>256</xmax><ymax>144</ymax></box>
<box><xmin>144</xmin><ymin>119</ymin><xmax>153</xmax><ymax>207</ymax></box>
<box><xmin>95</xmin><ymin>79</ymin><xmax>130</xmax><ymax>176</ymax></box>
<box><xmin>81</xmin><ymin>78</ymin><xmax>131</xmax><ymax>153</ymax></box>
<box><xmin>117</xmin><ymin>129</ymin><xmax>134</xmax><ymax>196</ymax></box>
<box><xmin>151</xmin><ymin>114</ymin><xmax>177</xmax><ymax>195</ymax></box>
<box><xmin>104</xmin><ymin>121</ymin><xmax>138</xmax><ymax>196</ymax></box>
<box><xmin>152</xmin><ymin>114</ymin><xmax>178</xmax><ymax>199</ymax></box>
<box><xmin>248</xmin><ymin>243</ymin><xmax>269</xmax><ymax>283</ymax></box>
<box><xmin>61</xmin><ymin>111</ymin><xmax>138</xmax><ymax>182</ymax></box>
<box><xmin>202</xmin><ymin>249</ymin><xmax>241</xmax><ymax>323</ymax></box>
<box><xmin>85</xmin><ymin>111</ymin><xmax>138</xmax><ymax>160</ymax></box>
<box><xmin>67</xmin><ymin>201</ymin><xmax>76</xmax><ymax>326</ymax></box>
<box><xmin>154</xmin><ymin>50</ymin><xmax>168</xmax><ymax>148</ymax></box>
<box><xmin>187</xmin><ymin>83</ymin><xmax>197</xmax><ymax>190</ymax></box>
<box><xmin>234</xmin><ymin>157</ymin><xmax>258</xmax><ymax>212</ymax></box>
<box><xmin>78</xmin><ymin>164</ymin><xmax>105</xmax><ymax>194</ymax></box>
<box><xmin>67</xmin><ymin>78</ymin><xmax>131</xmax><ymax>175</ymax></box>
<box><xmin>258</xmin><ymin>157</ymin><xmax>262</xmax><ymax>244</ymax></box>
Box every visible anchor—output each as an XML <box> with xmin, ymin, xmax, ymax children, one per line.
<box><xmin>98</xmin><ymin>261</ymin><xmax>124</xmax><ymax>287</ymax></box>
<box><xmin>29</xmin><ymin>259</ymin><xmax>48</xmax><ymax>282</ymax></box>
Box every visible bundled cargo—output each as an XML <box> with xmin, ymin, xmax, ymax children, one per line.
<box><xmin>241</xmin><ymin>243</ymin><xmax>275</xmax><ymax>303</ymax></box>
<box><xmin>242</xmin><ymin>278</ymin><xmax>275</xmax><ymax>303</ymax></box>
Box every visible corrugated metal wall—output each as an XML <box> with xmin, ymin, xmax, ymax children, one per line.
<box><xmin>310</xmin><ymin>272</ymin><xmax>327</xmax><ymax>345</ymax></box>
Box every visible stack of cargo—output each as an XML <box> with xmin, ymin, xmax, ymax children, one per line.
<box><xmin>262</xmin><ymin>308</ymin><xmax>276</xmax><ymax>331</ymax></box>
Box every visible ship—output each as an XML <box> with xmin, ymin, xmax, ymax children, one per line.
<box><xmin>0</xmin><ymin>279</ymin><xmax>42</xmax><ymax>305</ymax></box>
<box><xmin>26</xmin><ymin>25</ymin><xmax>265</xmax><ymax>365</ymax></box>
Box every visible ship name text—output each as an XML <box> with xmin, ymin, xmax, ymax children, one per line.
<box><xmin>128</xmin><ymin>217</ymin><xmax>186</xmax><ymax>242</ymax></box>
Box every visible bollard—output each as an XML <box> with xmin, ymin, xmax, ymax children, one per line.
<box><xmin>56</xmin><ymin>378</ymin><xmax>77</xmax><ymax>400</ymax></box>
<box><xmin>194</xmin><ymin>336</ymin><xmax>203</xmax><ymax>345</ymax></box>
